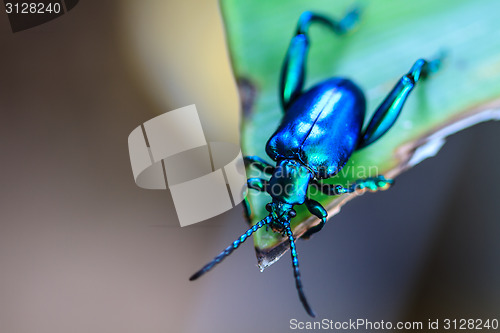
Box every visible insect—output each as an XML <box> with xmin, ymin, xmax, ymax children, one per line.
<box><xmin>190</xmin><ymin>8</ymin><xmax>442</xmax><ymax>317</ymax></box>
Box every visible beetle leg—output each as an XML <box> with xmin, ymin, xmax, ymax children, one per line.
<box><xmin>312</xmin><ymin>182</ymin><xmax>354</xmax><ymax>195</ymax></box>
<box><xmin>242</xmin><ymin>197</ymin><xmax>252</xmax><ymax>224</ymax></box>
<box><xmin>247</xmin><ymin>177</ymin><xmax>269</xmax><ymax>192</ymax></box>
<box><xmin>357</xmin><ymin>55</ymin><xmax>444</xmax><ymax>149</ymax></box>
<box><xmin>302</xmin><ymin>198</ymin><xmax>328</xmax><ymax>239</ymax></box>
<box><xmin>280</xmin><ymin>8</ymin><xmax>361</xmax><ymax>111</ymax></box>
<box><xmin>303</xmin><ymin>176</ymin><xmax>391</xmax><ymax>238</ymax></box>
<box><xmin>244</xmin><ymin>177</ymin><xmax>270</xmax><ymax>223</ymax></box>
<box><xmin>353</xmin><ymin>176</ymin><xmax>394</xmax><ymax>192</ymax></box>
<box><xmin>244</xmin><ymin>156</ymin><xmax>275</xmax><ymax>175</ymax></box>
<box><xmin>314</xmin><ymin>175</ymin><xmax>394</xmax><ymax>195</ymax></box>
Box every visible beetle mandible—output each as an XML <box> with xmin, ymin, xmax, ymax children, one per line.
<box><xmin>190</xmin><ymin>8</ymin><xmax>442</xmax><ymax>317</ymax></box>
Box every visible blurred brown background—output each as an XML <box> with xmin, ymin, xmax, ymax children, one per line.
<box><xmin>0</xmin><ymin>1</ymin><xmax>499</xmax><ymax>333</ymax></box>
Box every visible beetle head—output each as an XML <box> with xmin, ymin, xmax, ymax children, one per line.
<box><xmin>265</xmin><ymin>199</ymin><xmax>296</xmax><ymax>232</ymax></box>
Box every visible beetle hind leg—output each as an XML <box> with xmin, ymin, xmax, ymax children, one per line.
<box><xmin>357</xmin><ymin>55</ymin><xmax>444</xmax><ymax>149</ymax></box>
<box><xmin>280</xmin><ymin>8</ymin><xmax>361</xmax><ymax>111</ymax></box>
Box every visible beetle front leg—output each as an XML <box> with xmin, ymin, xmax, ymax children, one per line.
<box><xmin>280</xmin><ymin>8</ymin><xmax>361</xmax><ymax>111</ymax></box>
<box><xmin>243</xmin><ymin>177</ymin><xmax>270</xmax><ymax>221</ymax></box>
<box><xmin>313</xmin><ymin>175</ymin><xmax>393</xmax><ymax>195</ymax></box>
<box><xmin>244</xmin><ymin>156</ymin><xmax>275</xmax><ymax>175</ymax></box>
<box><xmin>247</xmin><ymin>177</ymin><xmax>269</xmax><ymax>192</ymax></box>
<box><xmin>302</xmin><ymin>198</ymin><xmax>328</xmax><ymax>239</ymax></box>
<box><xmin>357</xmin><ymin>56</ymin><xmax>443</xmax><ymax>149</ymax></box>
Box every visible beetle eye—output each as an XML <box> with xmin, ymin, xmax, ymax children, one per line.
<box><xmin>289</xmin><ymin>209</ymin><xmax>296</xmax><ymax>218</ymax></box>
<box><xmin>265</xmin><ymin>203</ymin><xmax>272</xmax><ymax>212</ymax></box>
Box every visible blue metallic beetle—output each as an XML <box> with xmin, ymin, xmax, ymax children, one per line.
<box><xmin>190</xmin><ymin>9</ymin><xmax>441</xmax><ymax>317</ymax></box>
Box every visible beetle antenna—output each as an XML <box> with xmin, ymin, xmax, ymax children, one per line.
<box><xmin>285</xmin><ymin>225</ymin><xmax>316</xmax><ymax>317</ymax></box>
<box><xmin>189</xmin><ymin>216</ymin><xmax>271</xmax><ymax>281</ymax></box>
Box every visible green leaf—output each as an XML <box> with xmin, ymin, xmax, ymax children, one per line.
<box><xmin>220</xmin><ymin>0</ymin><xmax>500</xmax><ymax>270</ymax></box>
